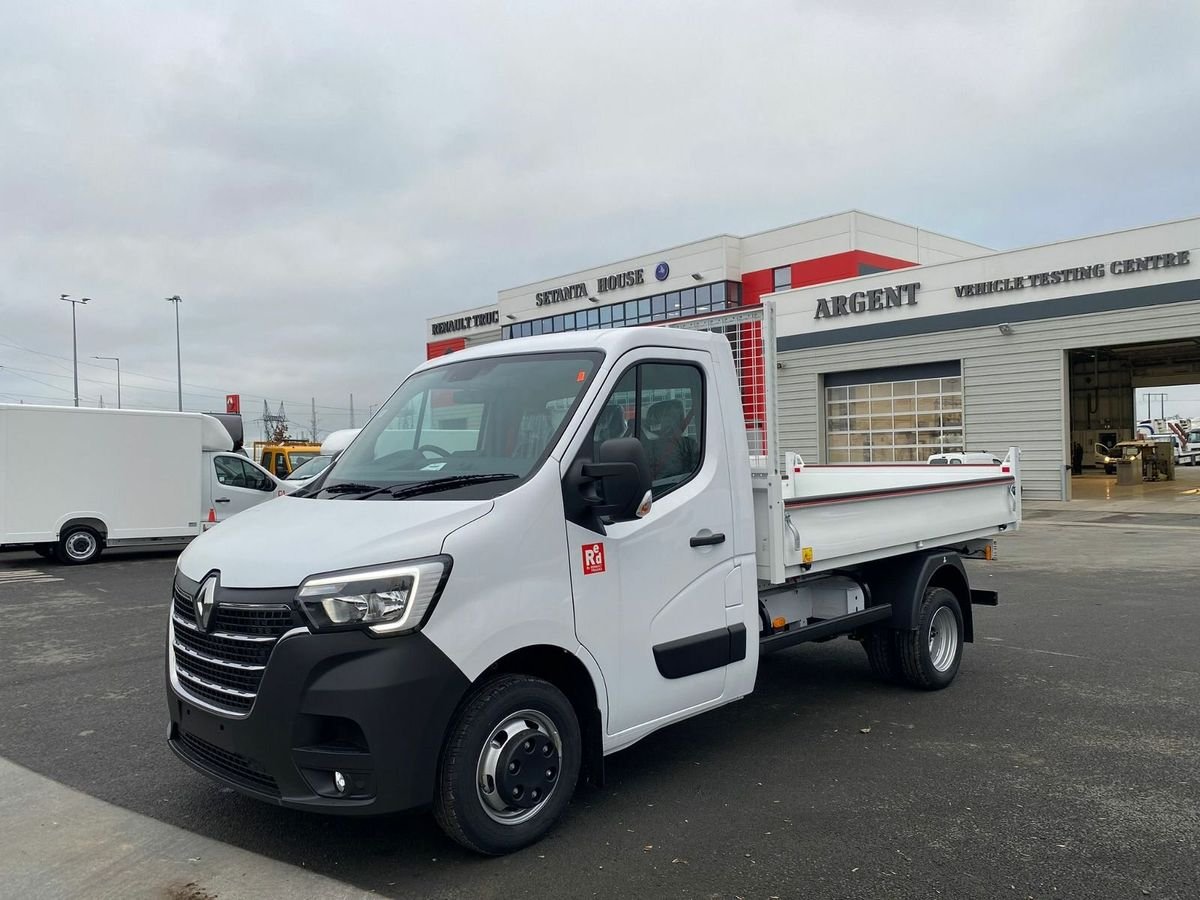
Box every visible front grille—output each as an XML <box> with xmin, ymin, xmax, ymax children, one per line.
<box><xmin>177</xmin><ymin>729</ymin><xmax>279</xmax><ymax>796</ymax></box>
<box><xmin>175</xmin><ymin>671</ymin><xmax>255</xmax><ymax>712</ymax></box>
<box><xmin>176</xmin><ymin>651</ymin><xmax>261</xmax><ymax>692</ymax></box>
<box><xmin>171</xmin><ymin>582</ymin><xmax>304</xmax><ymax>715</ymax></box>
<box><xmin>175</xmin><ymin>626</ymin><xmax>272</xmax><ymax>666</ymax></box>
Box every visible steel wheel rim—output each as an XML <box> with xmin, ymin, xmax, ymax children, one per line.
<box><xmin>476</xmin><ymin>708</ymin><xmax>562</xmax><ymax>825</ymax></box>
<box><xmin>65</xmin><ymin>532</ymin><xmax>96</xmax><ymax>561</ymax></box>
<box><xmin>928</xmin><ymin>605</ymin><xmax>958</xmax><ymax>672</ymax></box>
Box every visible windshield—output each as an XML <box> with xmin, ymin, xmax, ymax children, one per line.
<box><xmin>286</xmin><ymin>455</ymin><xmax>333</xmax><ymax>480</ymax></box>
<box><xmin>287</xmin><ymin>451</ymin><xmax>319</xmax><ymax>467</ymax></box>
<box><xmin>320</xmin><ymin>351</ymin><xmax>602</xmax><ymax>498</ymax></box>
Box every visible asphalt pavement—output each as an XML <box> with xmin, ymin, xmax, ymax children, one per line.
<box><xmin>1</xmin><ymin>517</ymin><xmax>1198</xmax><ymax>899</ymax></box>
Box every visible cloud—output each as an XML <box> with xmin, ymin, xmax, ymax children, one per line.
<box><xmin>2</xmin><ymin>0</ymin><xmax>1200</xmax><ymax>430</ymax></box>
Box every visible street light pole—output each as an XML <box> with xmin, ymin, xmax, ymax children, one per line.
<box><xmin>165</xmin><ymin>295</ymin><xmax>183</xmax><ymax>411</ymax></box>
<box><xmin>60</xmin><ymin>294</ymin><xmax>90</xmax><ymax>407</ymax></box>
<box><xmin>93</xmin><ymin>355</ymin><xmax>121</xmax><ymax>409</ymax></box>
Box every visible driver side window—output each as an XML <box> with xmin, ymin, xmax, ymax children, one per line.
<box><xmin>591</xmin><ymin>363</ymin><xmax>704</xmax><ymax>499</ymax></box>
<box><xmin>214</xmin><ymin>455</ymin><xmax>246</xmax><ymax>487</ymax></box>
<box><xmin>240</xmin><ymin>459</ymin><xmax>275</xmax><ymax>492</ymax></box>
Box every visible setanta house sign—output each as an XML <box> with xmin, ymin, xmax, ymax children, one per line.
<box><xmin>536</xmin><ymin>267</ymin><xmax>648</xmax><ymax>307</ymax></box>
<box><xmin>954</xmin><ymin>250</ymin><xmax>1190</xmax><ymax>298</ymax></box>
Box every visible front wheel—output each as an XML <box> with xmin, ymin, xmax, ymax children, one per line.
<box><xmin>434</xmin><ymin>674</ymin><xmax>581</xmax><ymax>855</ymax></box>
<box><xmin>895</xmin><ymin>586</ymin><xmax>964</xmax><ymax>690</ymax></box>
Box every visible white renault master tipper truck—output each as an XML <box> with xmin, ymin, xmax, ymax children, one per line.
<box><xmin>0</xmin><ymin>404</ymin><xmax>290</xmax><ymax>564</ymax></box>
<box><xmin>165</xmin><ymin>302</ymin><xmax>1020</xmax><ymax>854</ymax></box>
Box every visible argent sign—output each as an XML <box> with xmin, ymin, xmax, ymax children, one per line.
<box><xmin>814</xmin><ymin>282</ymin><xmax>920</xmax><ymax>320</ymax></box>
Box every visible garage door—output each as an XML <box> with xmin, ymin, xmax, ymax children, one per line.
<box><xmin>824</xmin><ymin>361</ymin><xmax>963</xmax><ymax>463</ymax></box>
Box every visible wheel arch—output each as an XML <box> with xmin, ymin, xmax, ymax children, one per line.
<box><xmin>862</xmin><ymin>550</ymin><xmax>974</xmax><ymax>643</ymax></box>
<box><xmin>926</xmin><ymin>564</ymin><xmax>973</xmax><ymax>643</ymax></box>
<box><xmin>56</xmin><ymin>515</ymin><xmax>109</xmax><ymax>540</ymax></box>
<box><xmin>478</xmin><ymin>645</ymin><xmax>605</xmax><ymax>788</ymax></box>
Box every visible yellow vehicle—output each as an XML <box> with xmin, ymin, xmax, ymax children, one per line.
<box><xmin>253</xmin><ymin>441</ymin><xmax>322</xmax><ymax>479</ymax></box>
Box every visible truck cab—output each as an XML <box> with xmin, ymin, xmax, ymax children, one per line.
<box><xmin>255</xmin><ymin>442</ymin><xmax>323</xmax><ymax>479</ymax></box>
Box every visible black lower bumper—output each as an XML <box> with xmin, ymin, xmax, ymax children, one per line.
<box><xmin>167</xmin><ymin>628</ymin><xmax>470</xmax><ymax>815</ymax></box>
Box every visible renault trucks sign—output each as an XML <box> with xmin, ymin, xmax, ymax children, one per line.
<box><xmin>430</xmin><ymin>309</ymin><xmax>500</xmax><ymax>336</ymax></box>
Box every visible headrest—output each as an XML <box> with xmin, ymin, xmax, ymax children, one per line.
<box><xmin>645</xmin><ymin>399</ymin><xmax>685</xmax><ymax>430</ymax></box>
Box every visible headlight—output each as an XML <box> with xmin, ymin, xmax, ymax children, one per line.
<box><xmin>296</xmin><ymin>556</ymin><xmax>451</xmax><ymax>635</ymax></box>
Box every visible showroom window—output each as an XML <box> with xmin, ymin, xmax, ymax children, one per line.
<box><xmin>502</xmin><ymin>281</ymin><xmax>742</xmax><ymax>340</ymax></box>
<box><xmin>824</xmin><ymin>362</ymin><xmax>963</xmax><ymax>463</ymax></box>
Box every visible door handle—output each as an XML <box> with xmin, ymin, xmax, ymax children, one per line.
<box><xmin>689</xmin><ymin>532</ymin><xmax>726</xmax><ymax>547</ymax></box>
<box><xmin>214</xmin><ymin>497</ymin><xmax>231</xmax><ymax>503</ymax></box>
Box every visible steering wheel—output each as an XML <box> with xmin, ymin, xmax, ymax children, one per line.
<box><xmin>417</xmin><ymin>444</ymin><xmax>451</xmax><ymax>458</ymax></box>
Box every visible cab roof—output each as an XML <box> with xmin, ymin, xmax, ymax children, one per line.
<box><xmin>415</xmin><ymin>326</ymin><xmax>724</xmax><ymax>373</ymax></box>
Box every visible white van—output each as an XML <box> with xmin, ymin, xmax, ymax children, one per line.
<box><xmin>928</xmin><ymin>451</ymin><xmax>1003</xmax><ymax>465</ymax></box>
<box><xmin>0</xmin><ymin>404</ymin><xmax>291</xmax><ymax>564</ymax></box>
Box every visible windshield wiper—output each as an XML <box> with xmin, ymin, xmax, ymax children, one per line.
<box><xmin>353</xmin><ymin>473</ymin><xmax>520</xmax><ymax>500</ymax></box>
<box><xmin>318</xmin><ymin>482</ymin><xmax>378</xmax><ymax>495</ymax></box>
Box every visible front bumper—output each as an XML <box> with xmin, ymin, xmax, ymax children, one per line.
<box><xmin>166</xmin><ymin>626</ymin><xmax>470</xmax><ymax>814</ymax></box>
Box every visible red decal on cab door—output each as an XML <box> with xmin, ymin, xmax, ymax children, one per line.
<box><xmin>582</xmin><ymin>542</ymin><xmax>606</xmax><ymax>575</ymax></box>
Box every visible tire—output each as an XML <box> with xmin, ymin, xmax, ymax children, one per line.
<box><xmin>863</xmin><ymin>627</ymin><xmax>902</xmax><ymax>682</ymax></box>
<box><xmin>895</xmin><ymin>586</ymin><xmax>964</xmax><ymax>690</ymax></box>
<box><xmin>34</xmin><ymin>545</ymin><xmax>54</xmax><ymax>559</ymax></box>
<box><xmin>54</xmin><ymin>526</ymin><xmax>104</xmax><ymax>565</ymax></box>
<box><xmin>434</xmin><ymin>674</ymin><xmax>581</xmax><ymax>855</ymax></box>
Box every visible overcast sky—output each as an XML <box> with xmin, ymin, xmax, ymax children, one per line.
<box><xmin>3</xmin><ymin>0</ymin><xmax>1200</xmax><ymax>435</ymax></box>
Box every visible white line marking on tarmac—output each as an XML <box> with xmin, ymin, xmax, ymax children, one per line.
<box><xmin>980</xmin><ymin>643</ymin><xmax>1090</xmax><ymax>660</ymax></box>
<box><xmin>0</xmin><ymin>568</ymin><xmax>64</xmax><ymax>585</ymax></box>
<box><xmin>1031</xmin><ymin>521</ymin><xmax>1200</xmax><ymax>532</ymax></box>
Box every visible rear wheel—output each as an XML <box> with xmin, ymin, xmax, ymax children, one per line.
<box><xmin>863</xmin><ymin>627</ymin><xmax>902</xmax><ymax>682</ymax></box>
<box><xmin>896</xmin><ymin>586</ymin><xmax>963</xmax><ymax>690</ymax></box>
<box><xmin>54</xmin><ymin>526</ymin><xmax>103</xmax><ymax>565</ymax></box>
<box><xmin>434</xmin><ymin>674</ymin><xmax>581</xmax><ymax>855</ymax></box>
<box><xmin>34</xmin><ymin>545</ymin><xmax>54</xmax><ymax>559</ymax></box>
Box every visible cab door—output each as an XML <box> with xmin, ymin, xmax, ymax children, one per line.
<box><xmin>563</xmin><ymin>349</ymin><xmax>738</xmax><ymax>737</ymax></box>
<box><xmin>211</xmin><ymin>454</ymin><xmax>280</xmax><ymax>521</ymax></box>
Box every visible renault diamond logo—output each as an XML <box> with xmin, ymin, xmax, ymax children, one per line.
<box><xmin>194</xmin><ymin>573</ymin><xmax>219</xmax><ymax>632</ymax></box>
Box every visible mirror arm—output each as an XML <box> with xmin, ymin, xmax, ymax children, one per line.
<box><xmin>581</xmin><ymin>461</ymin><xmax>638</xmax><ymax>480</ymax></box>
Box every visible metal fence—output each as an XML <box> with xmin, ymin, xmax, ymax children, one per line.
<box><xmin>667</xmin><ymin>299</ymin><xmax>780</xmax><ymax>477</ymax></box>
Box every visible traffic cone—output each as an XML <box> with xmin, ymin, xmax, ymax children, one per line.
<box><xmin>207</xmin><ymin>507</ymin><xmax>216</xmax><ymax>524</ymax></box>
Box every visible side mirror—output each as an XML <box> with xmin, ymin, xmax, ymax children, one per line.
<box><xmin>581</xmin><ymin>438</ymin><xmax>653</xmax><ymax>522</ymax></box>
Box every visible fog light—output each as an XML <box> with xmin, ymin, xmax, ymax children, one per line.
<box><xmin>333</xmin><ymin>771</ymin><xmax>347</xmax><ymax>795</ymax></box>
